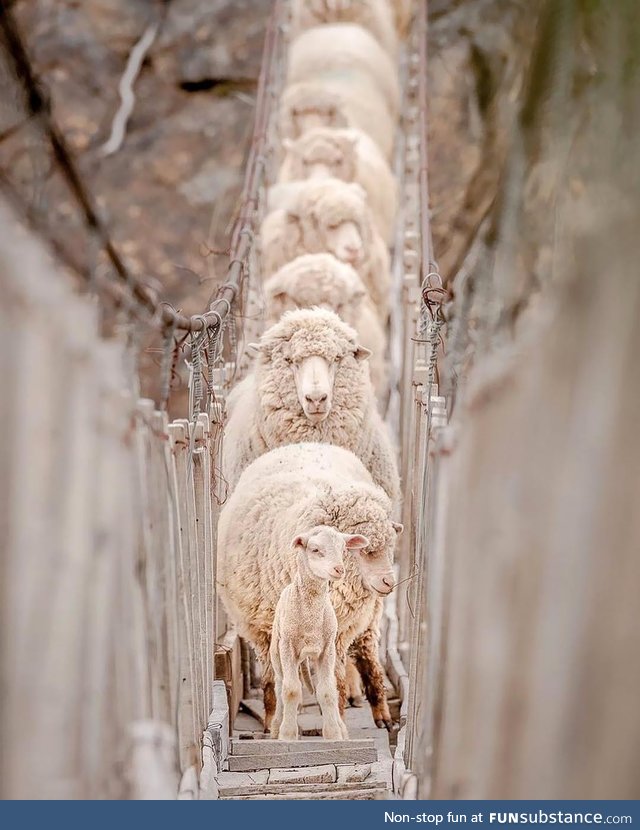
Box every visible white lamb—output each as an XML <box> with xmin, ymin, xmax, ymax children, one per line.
<box><xmin>217</xmin><ymin>442</ymin><xmax>403</xmax><ymax>731</ymax></box>
<box><xmin>262</xmin><ymin>254</ymin><xmax>388</xmax><ymax>404</ymax></box>
<box><xmin>222</xmin><ymin>307</ymin><xmax>399</xmax><ymax>505</ymax></box>
<box><xmin>287</xmin><ymin>24</ymin><xmax>400</xmax><ymax>120</ymax></box>
<box><xmin>273</xmin><ymin>126</ymin><xmax>398</xmax><ymax>244</ymax></box>
<box><xmin>260</xmin><ymin>178</ymin><xmax>391</xmax><ymax>320</ymax></box>
<box><xmin>270</xmin><ymin>527</ymin><xmax>368</xmax><ymax>741</ymax></box>
<box><xmin>290</xmin><ymin>0</ymin><xmax>398</xmax><ymax>57</ymax></box>
<box><xmin>279</xmin><ymin>79</ymin><xmax>395</xmax><ymax>160</ymax></box>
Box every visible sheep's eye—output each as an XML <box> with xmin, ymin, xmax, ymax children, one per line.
<box><xmin>283</xmin><ymin>356</ymin><xmax>293</xmax><ymax>365</ymax></box>
<box><xmin>311</xmin><ymin>548</ymin><xmax>321</xmax><ymax>555</ymax></box>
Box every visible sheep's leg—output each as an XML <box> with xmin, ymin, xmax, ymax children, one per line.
<box><xmin>316</xmin><ymin>646</ymin><xmax>348</xmax><ymax>741</ymax></box>
<box><xmin>278</xmin><ymin>644</ymin><xmax>302</xmax><ymax>741</ymax></box>
<box><xmin>350</xmin><ymin>625</ymin><xmax>392</xmax><ymax>730</ymax></box>
<box><xmin>334</xmin><ymin>642</ymin><xmax>349</xmax><ymax>719</ymax></box>
<box><xmin>345</xmin><ymin>655</ymin><xmax>365</xmax><ymax>707</ymax></box>
<box><xmin>255</xmin><ymin>634</ymin><xmax>276</xmax><ymax>733</ymax></box>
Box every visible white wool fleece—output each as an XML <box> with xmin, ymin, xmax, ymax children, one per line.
<box><xmin>222</xmin><ymin>308</ymin><xmax>399</xmax><ymax>504</ymax></box>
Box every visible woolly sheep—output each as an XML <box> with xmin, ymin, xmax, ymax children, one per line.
<box><xmin>287</xmin><ymin>24</ymin><xmax>400</xmax><ymax>119</ymax></box>
<box><xmin>270</xmin><ymin>527</ymin><xmax>368</xmax><ymax>740</ymax></box>
<box><xmin>273</xmin><ymin>126</ymin><xmax>398</xmax><ymax>244</ymax></box>
<box><xmin>222</xmin><ymin>307</ymin><xmax>399</xmax><ymax>506</ymax></box>
<box><xmin>290</xmin><ymin>0</ymin><xmax>398</xmax><ymax>57</ymax></box>
<box><xmin>262</xmin><ymin>254</ymin><xmax>388</xmax><ymax>403</ymax></box>
<box><xmin>260</xmin><ymin>178</ymin><xmax>391</xmax><ymax>320</ymax></box>
<box><xmin>279</xmin><ymin>79</ymin><xmax>395</xmax><ymax>160</ymax></box>
<box><xmin>217</xmin><ymin>441</ymin><xmax>403</xmax><ymax>729</ymax></box>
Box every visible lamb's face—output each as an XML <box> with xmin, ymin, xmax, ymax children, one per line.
<box><xmin>293</xmin><ymin>526</ymin><xmax>369</xmax><ymax>582</ymax></box>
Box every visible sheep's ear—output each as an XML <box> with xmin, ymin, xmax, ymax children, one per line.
<box><xmin>392</xmin><ymin>522</ymin><xmax>404</xmax><ymax>536</ymax></box>
<box><xmin>354</xmin><ymin>345</ymin><xmax>372</xmax><ymax>362</ymax></box>
<box><xmin>245</xmin><ymin>342</ymin><xmax>262</xmax><ymax>358</ymax></box>
<box><xmin>343</xmin><ymin>534</ymin><xmax>369</xmax><ymax>550</ymax></box>
<box><xmin>293</xmin><ymin>534</ymin><xmax>308</xmax><ymax>549</ymax></box>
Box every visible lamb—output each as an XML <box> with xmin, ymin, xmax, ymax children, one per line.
<box><xmin>287</xmin><ymin>24</ymin><xmax>400</xmax><ymax>119</ymax></box>
<box><xmin>222</xmin><ymin>308</ymin><xmax>399</xmax><ymax>507</ymax></box>
<box><xmin>262</xmin><ymin>254</ymin><xmax>388</xmax><ymax>403</ymax></box>
<box><xmin>270</xmin><ymin>527</ymin><xmax>369</xmax><ymax>741</ymax></box>
<box><xmin>279</xmin><ymin>79</ymin><xmax>395</xmax><ymax>160</ymax></box>
<box><xmin>260</xmin><ymin>178</ymin><xmax>391</xmax><ymax>319</ymax></box>
<box><xmin>273</xmin><ymin>127</ymin><xmax>398</xmax><ymax>245</ymax></box>
<box><xmin>217</xmin><ymin>442</ymin><xmax>403</xmax><ymax>730</ymax></box>
<box><xmin>290</xmin><ymin>0</ymin><xmax>398</xmax><ymax>58</ymax></box>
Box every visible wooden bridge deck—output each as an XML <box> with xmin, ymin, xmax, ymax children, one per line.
<box><xmin>214</xmin><ymin>693</ymin><xmax>396</xmax><ymax>799</ymax></box>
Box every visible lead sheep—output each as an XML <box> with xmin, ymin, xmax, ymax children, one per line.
<box><xmin>217</xmin><ymin>442</ymin><xmax>403</xmax><ymax>730</ymax></box>
<box><xmin>273</xmin><ymin>127</ymin><xmax>397</xmax><ymax>245</ymax></box>
<box><xmin>290</xmin><ymin>0</ymin><xmax>398</xmax><ymax>57</ymax></box>
<box><xmin>222</xmin><ymin>308</ymin><xmax>399</xmax><ymax>505</ymax></box>
<box><xmin>270</xmin><ymin>527</ymin><xmax>368</xmax><ymax>741</ymax></box>
<box><xmin>287</xmin><ymin>24</ymin><xmax>400</xmax><ymax>119</ymax></box>
<box><xmin>263</xmin><ymin>254</ymin><xmax>388</xmax><ymax>403</ymax></box>
<box><xmin>260</xmin><ymin>178</ymin><xmax>391</xmax><ymax>319</ymax></box>
<box><xmin>279</xmin><ymin>80</ymin><xmax>395</xmax><ymax>160</ymax></box>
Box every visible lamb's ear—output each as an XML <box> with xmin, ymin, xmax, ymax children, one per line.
<box><xmin>343</xmin><ymin>534</ymin><xmax>369</xmax><ymax>550</ymax></box>
<box><xmin>245</xmin><ymin>342</ymin><xmax>262</xmax><ymax>358</ymax></box>
<box><xmin>354</xmin><ymin>345</ymin><xmax>372</xmax><ymax>362</ymax></box>
<box><xmin>392</xmin><ymin>522</ymin><xmax>404</xmax><ymax>536</ymax></box>
<box><xmin>293</xmin><ymin>534</ymin><xmax>308</xmax><ymax>549</ymax></box>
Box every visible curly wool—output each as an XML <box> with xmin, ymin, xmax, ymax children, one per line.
<box><xmin>263</xmin><ymin>254</ymin><xmax>388</xmax><ymax>401</ymax></box>
<box><xmin>279</xmin><ymin>80</ymin><xmax>394</xmax><ymax>160</ymax></box>
<box><xmin>260</xmin><ymin>178</ymin><xmax>391</xmax><ymax>318</ymax></box>
<box><xmin>217</xmin><ymin>442</ymin><xmax>397</xmax><ymax>664</ymax></box>
<box><xmin>290</xmin><ymin>0</ymin><xmax>398</xmax><ymax>57</ymax></box>
<box><xmin>287</xmin><ymin>24</ymin><xmax>400</xmax><ymax>118</ymax></box>
<box><xmin>277</xmin><ymin>126</ymin><xmax>398</xmax><ymax>244</ymax></box>
<box><xmin>222</xmin><ymin>308</ymin><xmax>399</xmax><ymax>503</ymax></box>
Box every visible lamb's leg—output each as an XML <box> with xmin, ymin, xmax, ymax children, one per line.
<box><xmin>350</xmin><ymin>624</ymin><xmax>392</xmax><ymax>730</ymax></box>
<box><xmin>269</xmin><ymin>644</ymin><xmax>284</xmax><ymax>739</ymax></box>
<box><xmin>278</xmin><ymin>645</ymin><xmax>302</xmax><ymax>741</ymax></box>
<box><xmin>334</xmin><ymin>641</ymin><xmax>349</xmax><ymax>718</ymax></box>
<box><xmin>346</xmin><ymin>655</ymin><xmax>365</xmax><ymax>707</ymax></box>
<box><xmin>315</xmin><ymin>645</ymin><xmax>348</xmax><ymax>741</ymax></box>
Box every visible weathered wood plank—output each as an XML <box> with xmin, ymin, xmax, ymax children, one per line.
<box><xmin>219</xmin><ymin>779</ymin><xmax>383</xmax><ymax>798</ymax></box>
<box><xmin>230</xmin><ymin>737</ymin><xmax>374</xmax><ymax>755</ymax></box>
<box><xmin>222</xmin><ymin>785</ymin><xmax>386</xmax><ymax>800</ymax></box>
<box><xmin>227</xmin><ymin>745</ymin><xmax>377</xmax><ymax>771</ymax></box>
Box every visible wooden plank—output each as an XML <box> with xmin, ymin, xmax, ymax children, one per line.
<box><xmin>230</xmin><ymin>738</ymin><xmax>374</xmax><ymax>756</ymax></box>
<box><xmin>215</xmin><ymin>630</ymin><xmax>243</xmax><ymax>729</ymax></box>
<box><xmin>223</xmin><ymin>785</ymin><xmax>386</xmax><ymax>800</ymax></box>
<box><xmin>219</xmin><ymin>779</ymin><xmax>383</xmax><ymax>798</ymax></box>
<box><xmin>227</xmin><ymin>745</ymin><xmax>377</xmax><ymax>771</ymax></box>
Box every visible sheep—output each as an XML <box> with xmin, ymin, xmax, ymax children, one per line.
<box><xmin>262</xmin><ymin>254</ymin><xmax>388</xmax><ymax>404</ymax></box>
<box><xmin>222</xmin><ymin>307</ymin><xmax>399</xmax><ymax>507</ymax></box>
<box><xmin>290</xmin><ymin>0</ymin><xmax>398</xmax><ymax>58</ymax></box>
<box><xmin>260</xmin><ymin>178</ymin><xmax>391</xmax><ymax>320</ymax></box>
<box><xmin>279</xmin><ymin>79</ymin><xmax>395</xmax><ymax>160</ymax></box>
<box><xmin>270</xmin><ymin>527</ymin><xmax>369</xmax><ymax>741</ymax></box>
<box><xmin>273</xmin><ymin>127</ymin><xmax>398</xmax><ymax>245</ymax></box>
<box><xmin>287</xmin><ymin>24</ymin><xmax>400</xmax><ymax>120</ymax></box>
<box><xmin>217</xmin><ymin>441</ymin><xmax>403</xmax><ymax>730</ymax></box>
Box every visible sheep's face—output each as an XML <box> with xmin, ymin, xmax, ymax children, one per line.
<box><xmin>323</xmin><ymin>220</ymin><xmax>364</xmax><ymax>267</ymax></box>
<box><xmin>265</xmin><ymin>257</ymin><xmax>366</xmax><ymax>326</ymax></box>
<box><xmin>281</xmin><ymin>88</ymin><xmax>349</xmax><ymax>139</ymax></box>
<box><xmin>352</xmin><ymin>520</ymin><xmax>403</xmax><ymax>597</ymax></box>
<box><xmin>285</xmin><ymin>131</ymin><xmax>357</xmax><ymax>183</ymax></box>
<box><xmin>291</xmin><ymin>354</ymin><xmax>337</xmax><ymax>422</ymax></box>
<box><xmin>293</xmin><ymin>526</ymin><xmax>369</xmax><ymax>582</ymax></box>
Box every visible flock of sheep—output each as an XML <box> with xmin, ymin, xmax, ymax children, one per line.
<box><xmin>218</xmin><ymin>0</ymin><xmax>410</xmax><ymax>741</ymax></box>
